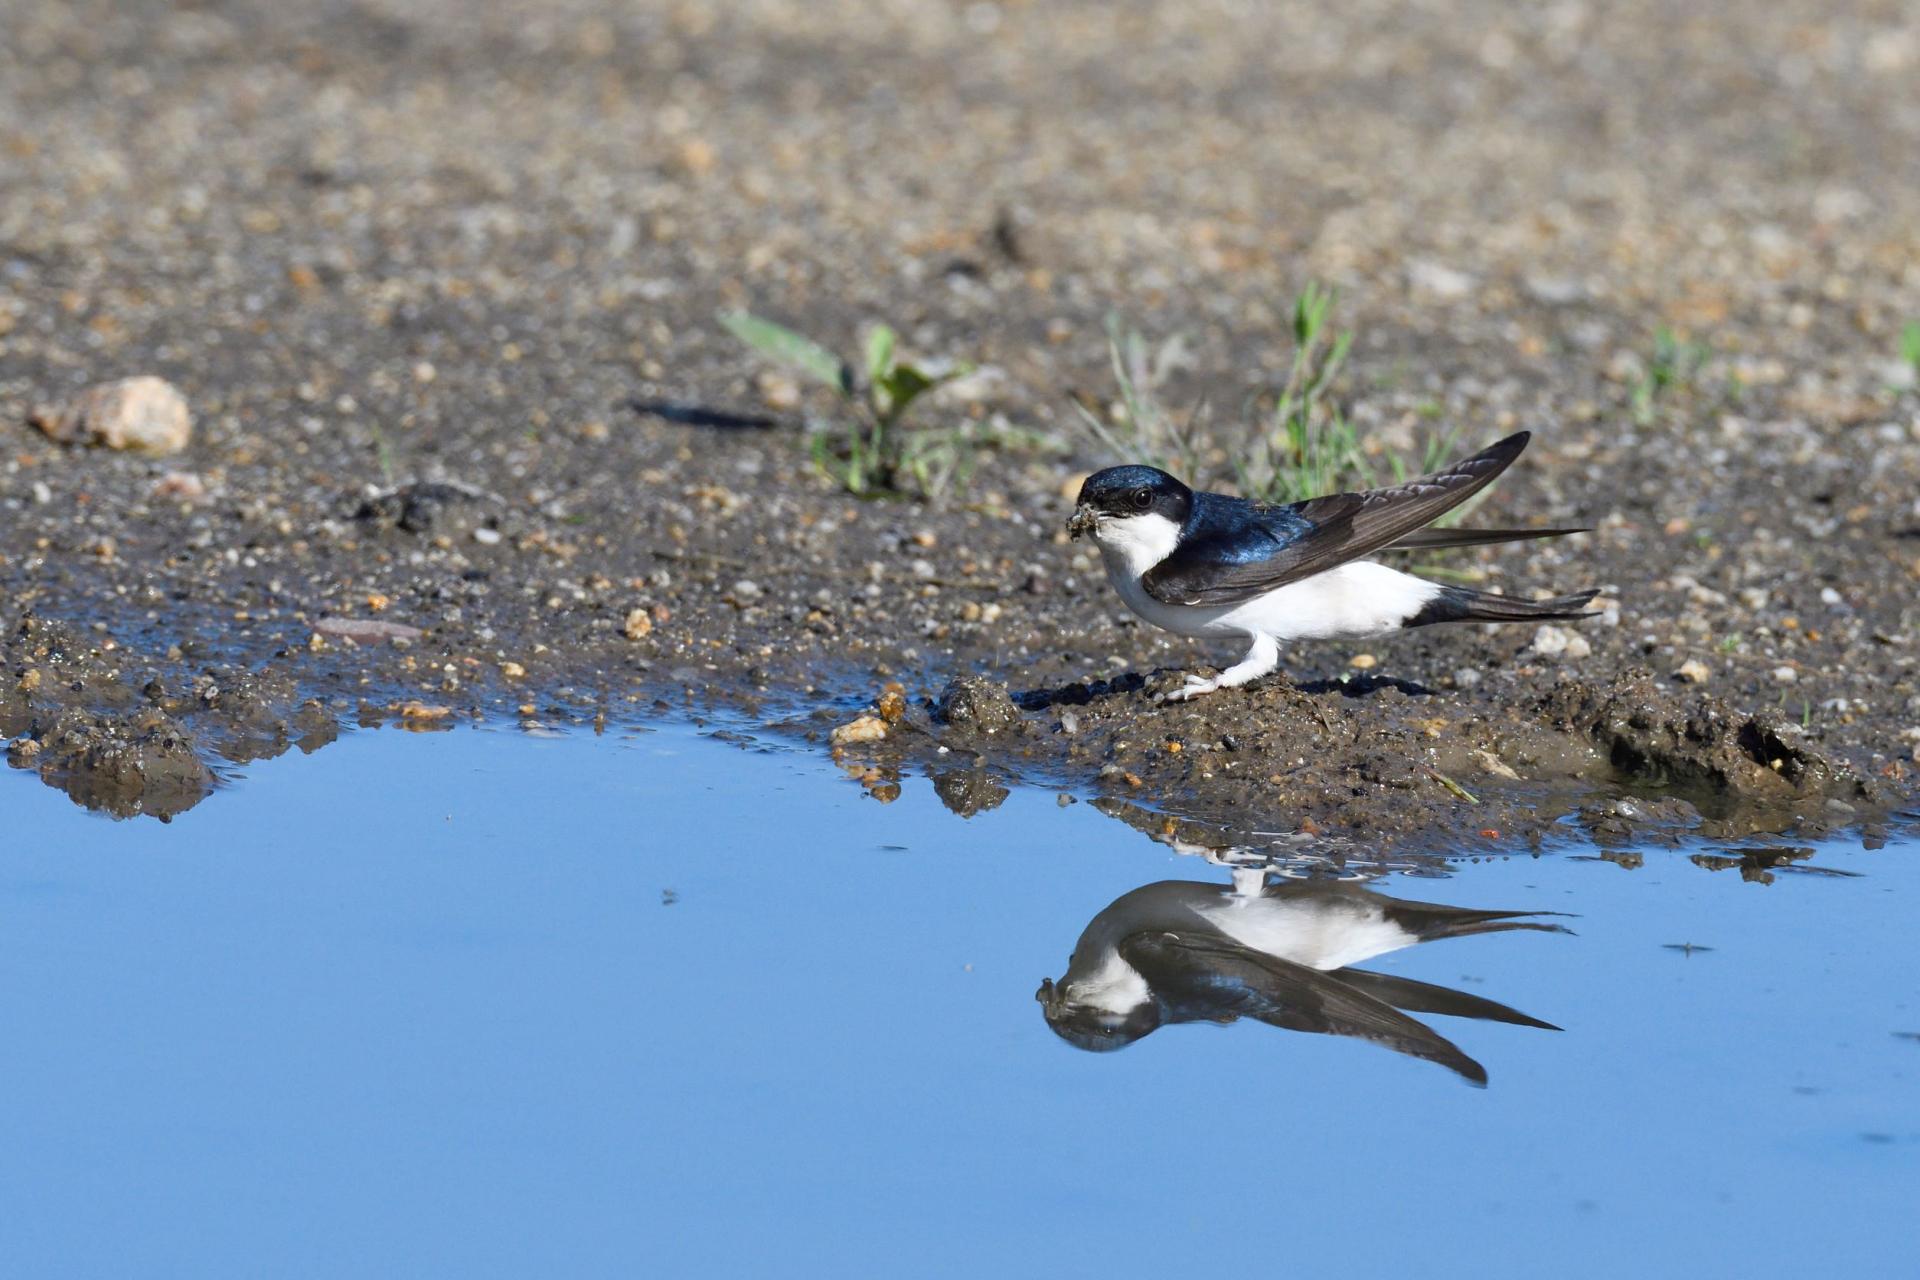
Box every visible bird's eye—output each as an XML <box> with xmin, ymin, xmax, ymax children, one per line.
<box><xmin>1130</xmin><ymin>487</ymin><xmax>1152</xmax><ymax>510</ymax></box>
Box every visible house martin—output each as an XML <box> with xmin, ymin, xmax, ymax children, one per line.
<box><xmin>1067</xmin><ymin>431</ymin><xmax>1595</xmax><ymax>701</ymax></box>
<box><xmin>1036</xmin><ymin>875</ymin><xmax>1568</xmax><ymax>1085</ymax></box>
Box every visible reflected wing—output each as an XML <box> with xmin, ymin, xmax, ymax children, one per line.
<box><xmin>1141</xmin><ymin>432</ymin><xmax>1532</xmax><ymax>608</ymax></box>
<box><xmin>1120</xmin><ymin>930</ymin><xmax>1489</xmax><ymax>1084</ymax></box>
<box><xmin>1333</xmin><ymin>968</ymin><xmax>1561</xmax><ymax>1031</ymax></box>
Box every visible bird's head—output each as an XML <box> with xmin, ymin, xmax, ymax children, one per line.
<box><xmin>1067</xmin><ymin>465</ymin><xmax>1192</xmax><ymax>541</ymax></box>
<box><xmin>1035</xmin><ymin>976</ymin><xmax>1162</xmax><ymax>1052</ymax></box>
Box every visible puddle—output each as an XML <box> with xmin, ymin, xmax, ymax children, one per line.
<box><xmin>2</xmin><ymin>724</ymin><xmax>1916</xmax><ymax>1276</ymax></box>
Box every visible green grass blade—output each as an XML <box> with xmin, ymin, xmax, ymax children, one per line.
<box><xmin>864</xmin><ymin>325</ymin><xmax>896</xmax><ymax>387</ymax></box>
<box><xmin>720</xmin><ymin>311</ymin><xmax>851</xmax><ymax>394</ymax></box>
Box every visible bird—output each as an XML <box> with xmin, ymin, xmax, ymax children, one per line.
<box><xmin>1036</xmin><ymin>875</ymin><xmax>1568</xmax><ymax>1085</ymax></box>
<box><xmin>1066</xmin><ymin>431</ymin><xmax>1595</xmax><ymax>702</ymax></box>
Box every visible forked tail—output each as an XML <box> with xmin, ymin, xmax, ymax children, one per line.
<box><xmin>1407</xmin><ymin>585</ymin><xmax>1600</xmax><ymax>628</ymax></box>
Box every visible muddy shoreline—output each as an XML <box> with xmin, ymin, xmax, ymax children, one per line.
<box><xmin>4</xmin><ymin>1</ymin><xmax>1919</xmax><ymax>844</ymax></box>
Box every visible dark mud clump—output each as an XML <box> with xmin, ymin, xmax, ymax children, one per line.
<box><xmin>2</xmin><ymin>610</ymin><xmax>342</xmax><ymax>819</ymax></box>
<box><xmin>1540</xmin><ymin>669</ymin><xmax>1875</xmax><ymax>829</ymax></box>
<box><xmin>353</xmin><ymin>480</ymin><xmax>502</xmax><ymax>538</ymax></box>
<box><xmin>935</xmin><ymin>677</ymin><xmax>1025</xmax><ymax>737</ymax></box>
<box><xmin>28</xmin><ymin>707</ymin><xmax>214</xmax><ymax>820</ymax></box>
<box><xmin>931</xmin><ymin>767</ymin><xmax>1013</xmax><ymax>818</ymax></box>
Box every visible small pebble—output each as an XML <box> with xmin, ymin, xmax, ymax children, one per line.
<box><xmin>1772</xmin><ymin>665</ymin><xmax>1798</xmax><ymax>683</ymax></box>
<box><xmin>473</xmin><ymin>527</ymin><xmax>502</xmax><ymax>546</ymax></box>
<box><xmin>754</xmin><ymin>370</ymin><xmax>801</xmax><ymax>410</ymax></box>
<box><xmin>152</xmin><ymin>471</ymin><xmax>207</xmax><ymax>502</ymax></box>
<box><xmin>830</xmin><ymin>714</ymin><xmax>889</xmax><ymax>747</ymax></box>
<box><xmin>30</xmin><ymin>375</ymin><xmax>193</xmax><ymax>454</ymax></box>
<box><xmin>1349</xmin><ymin>653</ymin><xmax>1377</xmax><ymax>670</ymax></box>
<box><xmin>1675</xmin><ymin>659</ymin><xmax>1712</xmax><ymax>684</ymax></box>
<box><xmin>1530</xmin><ymin>625</ymin><xmax>1591</xmax><ymax>660</ymax></box>
<box><xmin>623</xmin><ymin>608</ymin><xmax>654</xmax><ymax>639</ymax></box>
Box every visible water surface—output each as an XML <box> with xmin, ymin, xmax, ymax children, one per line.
<box><xmin>3</xmin><ymin>725</ymin><xmax>1915</xmax><ymax>1276</ymax></box>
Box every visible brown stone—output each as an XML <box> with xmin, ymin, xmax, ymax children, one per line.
<box><xmin>30</xmin><ymin>376</ymin><xmax>192</xmax><ymax>454</ymax></box>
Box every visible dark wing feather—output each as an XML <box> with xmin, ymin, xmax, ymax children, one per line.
<box><xmin>1387</xmin><ymin>525</ymin><xmax>1588</xmax><ymax>551</ymax></box>
<box><xmin>1332</xmin><ymin>967</ymin><xmax>1562</xmax><ymax>1031</ymax></box>
<box><xmin>1142</xmin><ymin>431</ymin><xmax>1533</xmax><ymax>608</ymax></box>
<box><xmin>1120</xmin><ymin>931</ymin><xmax>1489</xmax><ymax>1084</ymax></box>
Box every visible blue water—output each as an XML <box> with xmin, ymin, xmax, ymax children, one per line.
<box><xmin>2</xmin><ymin>725</ymin><xmax>1915</xmax><ymax>1277</ymax></box>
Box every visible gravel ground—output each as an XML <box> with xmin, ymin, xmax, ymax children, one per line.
<box><xmin>3</xmin><ymin>0</ymin><xmax>1918</xmax><ymax>848</ymax></box>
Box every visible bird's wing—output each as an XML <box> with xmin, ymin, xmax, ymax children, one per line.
<box><xmin>1331</xmin><ymin>967</ymin><xmax>1562</xmax><ymax>1031</ymax></box>
<box><xmin>1120</xmin><ymin>930</ymin><xmax>1489</xmax><ymax>1084</ymax></box>
<box><xmin>1387</xmin><ymin>525</ymin><xmax>1588</xmax><ymax>551</ymax></box>
<box><xmin>1141</xmin><ymin>431</ymin><xmax>1532</xmax><ymax>608</ymax></box>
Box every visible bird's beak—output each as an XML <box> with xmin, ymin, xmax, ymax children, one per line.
<box><xmin>1066</xmin><ymin>505</ymin><xmax>1097</xmax><ymax>539</ymax></box>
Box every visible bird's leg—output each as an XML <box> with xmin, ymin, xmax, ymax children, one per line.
<box><xmin>1159</xmin><ymin>634</ymin><xmax>1280</xmax><ymax>703</ymax></box>
<box><xmin>1228</xmin><ymin>866</ymin><xmax>1270</xmax><ymax>898</ymax></box>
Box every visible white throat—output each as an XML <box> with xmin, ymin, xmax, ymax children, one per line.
<box><xmin>1093</xmin><ymin>512</ymin><xmax>1182</xmax><ymax>579</ymax></box>
<box><xmin>1067</xmin><ymin>949</ymin><xmax>1151</xmax><ymax>1014</ymax></box>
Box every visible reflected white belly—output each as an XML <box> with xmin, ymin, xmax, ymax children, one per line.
<box><xmin>1197</xmin><ymin>898</ymin><xmax>1416</xmax><ymax>971</ymax></box>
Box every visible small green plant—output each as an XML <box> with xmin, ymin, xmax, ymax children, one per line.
<box><xmin>1074</xmin><ymin>283</ymin><xmax>1465</xmax><ymax>511</ymax></box>
<box><xmin>721</xmin><ymin>311</ymin><xmax>973</xmax><ymax>498</ymax></box>
<box><xmin>1630</xmin><ymin>327</ymin><xmax>1709</xmax><ymax>426</ymax></box>
<box><xmin>1237</xmin><ymin>282</ymin><xmax>1361</xmax><ymax>503</ymax></box>
<box><xmin>1901</xmin><ymin>320</ymin><xmax>1920</xmax><ymax>381</ymax></box>
<box><xmin>368</xmin><ymin>423</ymin><xmax>397</xmax><ymax>487</ymax></box>
<box><xmin>1717</xmin><ymin>632</ymin><xmax>1743</xmax><ymax>654</ymax></box>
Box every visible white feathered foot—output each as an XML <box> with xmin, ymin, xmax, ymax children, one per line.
<box><xmin>1156</xmin><ymin>634</ymin><xmax>1281</xmax><ymax>703</ymax></box>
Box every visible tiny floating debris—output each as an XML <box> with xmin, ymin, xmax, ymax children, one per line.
<box><xmin>1662</xmin><ymin>942</ymin><xmax>1715</xmax><ymax>956</ymax></box>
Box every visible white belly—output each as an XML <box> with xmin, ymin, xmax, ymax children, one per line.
<box><xmin>1197</xmin><ymin>897</ymin><xmax>1416</xmax><ymax>971</ymax></box>
<box><xmin>1100</xmin><ymin>548</ymin><xmax>1442</xmax><ymax>645</ymax></box>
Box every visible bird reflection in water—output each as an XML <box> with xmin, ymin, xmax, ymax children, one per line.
<box><xmin>1037</xmin><ymin>869</ymin><xmax>1568</xmax><ymax>1085</ymax></box>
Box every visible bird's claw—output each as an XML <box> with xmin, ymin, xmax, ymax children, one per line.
<box><xmin>1156</xmin><ymin>675</ymin><xmax>1219</xmax><ymax>704</ymax></box>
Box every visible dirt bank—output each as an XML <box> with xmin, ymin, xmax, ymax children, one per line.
<box><xmin>3</xmin><ymin>1</ymin><xmax>1917</xmax><ymax>844</ymax></box>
